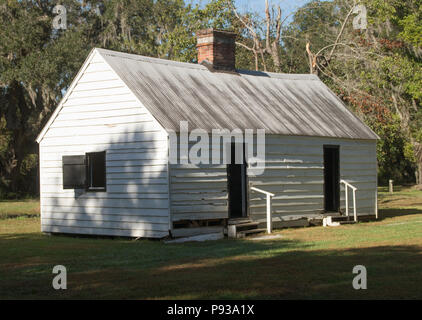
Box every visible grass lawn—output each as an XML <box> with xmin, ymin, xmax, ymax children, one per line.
<box><xmin>0</xmin><ymin>199</ymin><xmax>39</xmax><ymax>220</ymax></box>
<box><xmin>0</xmin><ymin>186</ymin><xmax>421</xmax><ymax>299</ymax></box>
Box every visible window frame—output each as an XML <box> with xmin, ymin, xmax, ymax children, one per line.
<box><xmin>85</xmin><ymin>151</ymin><xmax>107</xmax><ymax>192</ymax></box>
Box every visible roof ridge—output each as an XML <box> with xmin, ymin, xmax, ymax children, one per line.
<box><xmin>95</xmin><ymin>48</ymin><xmax>205</xmax><ymax>71</ymax></box>
<box><xmin>95</xmin><ymin>47</ymin><xmax>320</xmax><ymax>81</ymax></box>
<box><xmin>95</xmin><ymin>47</ymin><xmax>378</xmax><ymax>140</ymax></box>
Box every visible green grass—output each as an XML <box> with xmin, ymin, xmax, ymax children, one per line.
<box><xmin>0</xmin><ymin>199</ymin><xmax>39</xmax><ymax>220</ymax></box>
<box><xmin>0</xmin><ymin>187</ymin><xmax>422</xmax><ymax>299</ymax></box>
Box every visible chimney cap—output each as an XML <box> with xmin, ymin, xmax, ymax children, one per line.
<box><xmin>196</xmin><ymin>28</ymin><xmax>237</xmax><ymax>38</ymax></box>
<box><xmin>196</xmin><ymin>28</ymin><xmax>237</xmax><ymax>72</ymax></box>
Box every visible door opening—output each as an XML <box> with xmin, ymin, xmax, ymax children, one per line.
<box><xmin>324</xmin><ymin>145</ymin><xmax>340</xmax><ymax>212</ymax></box>
<box><xmin>227</xmin><ymin>143</ymin><xmax>248</xmax><ymax>218</ymax></box>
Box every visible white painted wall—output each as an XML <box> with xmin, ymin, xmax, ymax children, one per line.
<box><xmin>168</xmin><ymin>134</ymin><xmax>377</xmax><ymax>227</ymax></box>
<box><xmin>39</xmin><ymin>50</ymin><xmax>170</xmax><ymax>238</ymax></box>
<box><xmin>38</xmin><ymin>49</ymin><xmax>377</xmax><ymax>237</ymax></box>
<box><xmin>169</xmin><ymin>163</ymin><xmax>229</xmax><ymax>222</ymax></box>
<box><xmin>248</xmin><ymin>135</ymin><xmax>377</xmax><ymax>225</ymax></box>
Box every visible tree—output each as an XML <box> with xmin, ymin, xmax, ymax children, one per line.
<box><xmin>281</xmin><ymin>0</ymin><xmax>421</xmax><ymax>184</ymax></box>
<box><xmin>0</xmin><ymin>0</ymin><xmax>236</xmax><ymax>197</ymax></box>
<box><xmin>228</xmin><ymin>0</ymin><xmax>306</xmax><ymax>72</ymax></box>
<box><xmin>0</xmin><ymin>0</ymin><xmax>97</xmax><ymax>196</ymax></box>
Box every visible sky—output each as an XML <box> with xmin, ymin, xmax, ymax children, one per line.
<box><xmin>195</xmin><ymin>0</ymin><xmax>313</xmax><ymax>22</ymax></box>
<box><xmin>236</xmin><ymin>0</ymin><xmax>312</xmax><ymax>16</ymax></box>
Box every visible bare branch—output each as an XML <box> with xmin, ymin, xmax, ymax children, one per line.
<box><xmin>227</xmin><ymin>0</ymin><xmax>257</xmax><ymax>38</ymax></box>
<box><xmin>306</xmin><ymin>42</ymin><xmax>317</xmax><ymax>74</ymax></box>
<box><xmin>327</xmin><ymin>4</ymin><xmax>355</xmax><ymax>62</ymax></box>
<box><xmin>275</xmin><ymin>5</ymin><xmax>282</xmax><ymax>44</ymax></box>
<box><xmin>235</xmin><ymin>41</ymin><xmax>254</xmax><ymax>51</ymax></box>
<box><xmin>265</xmin><ymin>0</ymin><xmax>271</xmax><ymax>52</ymax></box>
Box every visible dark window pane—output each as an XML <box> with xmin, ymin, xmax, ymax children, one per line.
<box><xmin>62</xmin><ymin>155</ymin><xmax>86</xmax><ymax>189</ymax></box>
<box><xmin>86</xmin><ymin>152</ymin><xmax>106</xmax><ymax>191</ymax></box>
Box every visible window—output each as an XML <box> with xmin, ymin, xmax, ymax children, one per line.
<box><xmin>86</xmin><ymin>151</ymin><xmax>106</xmax><ymax>191</ymax></box>
<box><xmin>62</xmin><ymin>155</ymin><xmax>86</xmax><ymax>189</ymax></box>
<box><xmin>61</xmin><ymin>152</ymin><xmax>106</xmax><ymax>191</ymax></box>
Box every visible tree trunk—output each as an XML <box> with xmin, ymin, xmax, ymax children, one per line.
<box><xmin>306</xmin><ymin>42</ymin><xmax>318</xmax><ymax>75</ymax></box>
<box><xmin>270</xmin><ymin>42</ymin><xmax>281</xmax><ymax>72</ymax></box>
<box><xmin>3</xmin><ymin>81</ymin><xmax>36</xmax><ymax>196</ymax></box>
<box><xmin>414</xmin><ymin>142</ymin><xmax>422</xmax><ymax>185</ymax></box>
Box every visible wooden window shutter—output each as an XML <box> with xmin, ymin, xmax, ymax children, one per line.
<box><xmin>62</xmin><ymin>155</ymin><xmax>86</xmax><ymax>189</ymax></box>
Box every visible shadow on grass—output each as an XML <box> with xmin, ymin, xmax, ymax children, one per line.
<box><xmin>0</xmin><ymin>213</ymin><xmax>39</xmax><ymax>220</ymax></box>
<box><xmin>0</xmin><ymin>232</ymin><xmax>421</xmax><ymax>299</ymax></box>
<box><xmin>378</xmin><ymin>208</ymin><xmax>422</xmax><ymax>220</ymax></box>
<box><xmin>145</xmin><ymin>244</ymin><xmax>422</xmax><ymax>300</ymax></box>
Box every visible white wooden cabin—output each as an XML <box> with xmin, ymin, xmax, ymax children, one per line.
<box><xmin>36</xmin><ymin>29</ymin><xmax>378</xmax><ymax>239</ymax></box>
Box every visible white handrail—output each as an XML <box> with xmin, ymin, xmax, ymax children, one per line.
<box><xmin>340</xmin><ymin>179</ymin><xmax>358</xmax><ymax>222</ymax></box>
<box><xmin>250</xmin><ymin>186</ymin><xmax>274</xmax><ymax>233</ymax></box>
<box><xmin>250</xmin><ymin>187</ymin><xmax>275</xmax><ymax>197</ymax></box>
<box><xmin>340</xmin><ymin>179</ymin><xmax>357</xmax><ymax>191</ymax></box>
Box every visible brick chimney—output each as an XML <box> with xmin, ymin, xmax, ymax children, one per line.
<box><xmin>196</xmin><ymin>29</ymin><xmax>236</xmax><ymax>71</ymax></box>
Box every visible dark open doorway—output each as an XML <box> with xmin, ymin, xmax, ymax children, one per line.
<box><xmin>227</xmin><ymin>143</ymin><xmax>248</xmax><ymax>218</ymax></box>
<box><xmin>324</xmin><ymin>145</ymin><xmax>340</xmax><ymax>212</ymax></box>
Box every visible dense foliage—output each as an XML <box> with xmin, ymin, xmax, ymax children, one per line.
<box><xmin>283</xmin><ymin>0</ymin><xmax>422</xmax><ymax>185</ymax></box>
<box><xmin>0</xmin><ymin>0</ymin><xmax>420</xmax><ymax>197</ymax></box>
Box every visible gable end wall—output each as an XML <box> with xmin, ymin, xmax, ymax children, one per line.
<box><xmin>39</xmin><ymin>51</ymin><xmax>170</xmax><ymax>238</ymax></box>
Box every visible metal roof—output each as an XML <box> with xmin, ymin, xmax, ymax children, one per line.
<box><xmin>97</xmin><ymin>48</ymin><xmax>378</xmax><ymax>140</ymax></box>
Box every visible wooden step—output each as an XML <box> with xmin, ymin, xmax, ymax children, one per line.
<box><xmin>237</xmin><ymin>228</ymin><xmax>266</xmax><ymax>238</ymax></box>
<box><xmin>235</xmin><ymin>222</ymin><xmax>259</xmax><ymax>231</ymax></box>
<box><xmin>228</xmin><ymin>218</ymin><xmax>252</xmax><ymax>225</ymax></box>
<box><xmin>227</xmin><ymin>219</ymin><xmax>261</xmax><ymax>238</ymax></box>
<box><xmin>338</xmin><ymin>221</ymin><xmax>356</xmax><ymax>225</ymax></box>
<box><xmin>330</xmin><ymin>215</ymin><xmax>354</xmax><ymax>222</ymax></box>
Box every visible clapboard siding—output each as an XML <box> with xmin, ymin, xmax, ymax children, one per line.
<box><xmin>41</xmin><ymin>205</ymin><xmax>168</xmax><ymax>216</ymax></box>
<box><xmin>38</xmin><ymin>47</ymin><xmax>378</xmax><ymax>237</ymax></box>
<box><xmin>42</xmin><ymin>212</ymin><xmax>168</xmax><ymax>225</ymax></box>
<box><xmin>39</xmin><ymin>142</ymin><xmax>168</xmax><ymax>153</ymax></box>
<box><xmin>169</xmin><ymin>138</ymin><xmax>228</xmax><ymax>222</ymax></box>
<box><xmin>42</xmin><ymin>225</ymin><xmax>168</xmax><ymax>238</ymax></box>
<box><xmin>248</xmin><ymin>135</ymin><xmax>377</xmax><ymax>223</ymax></box>
<box><xmin>39</xmin><ymin>50</ymin><xmax>170</xmax><ymax>238</ymax></box>
<box><xmin>170</xmin><ymin>166</ymin><xmax>228</xmax><ymax>221</ymax></box>
<box><xmin>169</xmin><ymin>134</ymin><xmax>377</xmax><ymax>224</ymax></box>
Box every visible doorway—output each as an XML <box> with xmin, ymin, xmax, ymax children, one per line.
<box><xmin>227</xmin><ymin>143</ymin><xmax>248</xmax><ymax>218</ymax></box>
<box><xmin>324</xmin><ymin>145</ymin><xmax>340</xmax><ymax>212</ymax></box>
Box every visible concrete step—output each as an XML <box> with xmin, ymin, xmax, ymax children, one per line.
<box><xmin>323</xmin><ymin>215</ymin><xmax>357</xmax><ymax>227</ymax></box>
<box><xmin>237</xmin><ymin>228</ymin><xmax>267</xmax><ymax>238</ymax></box>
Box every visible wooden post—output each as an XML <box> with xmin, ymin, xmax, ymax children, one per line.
<box><xmin>375</xmin><ymin>189</ymin><xmax>378</xmax><ymax>219</ymax></box>
<box><xmin>251</xmin><ymin>186</ymin><xmax>274</xmax><ymax>234</ymax></box>
<box><xmin>345</xmin><ymin>185</ymin><xmax>349</xmax><ymax>217</ymax></box>
<box><xmin>353</xmin><ymin>189</ymin><xmax>357</xmax><ymax>222</ymax></box>
<box><xmin>266</xmin><ymin>194</ymin><xmax>272</xmax><ymax>234</ymax></box>
<box><xmin>389</xmin><ymin>179</ymin><xmax>393</xmax><ymax>194</ymax></box>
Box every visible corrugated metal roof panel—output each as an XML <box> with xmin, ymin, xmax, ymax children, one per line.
<box><xmin>97</xmin><ymin>48</ymin><xmax>378</xmax><ymax>140</ymax></box>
